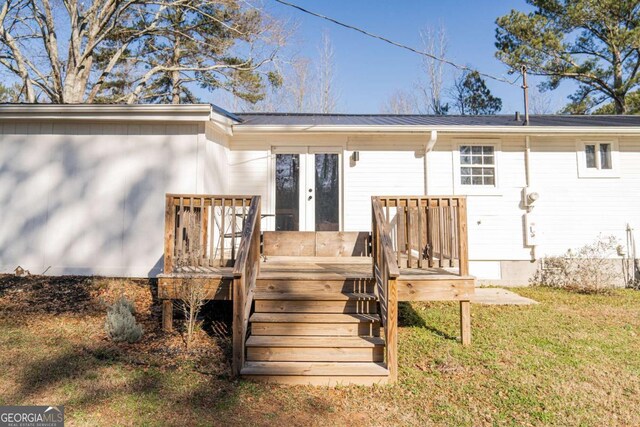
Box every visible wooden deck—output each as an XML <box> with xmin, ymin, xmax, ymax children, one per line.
<box><xmin>159</xmin><ymin>256</ymin><xmax>474</xmax><ymax>302</ymax></box>
<box><xmin>160</xmin><ymin>194</ymin><xmax>474</xmax><ymax>385</ymax></box>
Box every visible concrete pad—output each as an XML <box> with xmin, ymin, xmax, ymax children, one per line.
<box><xmin>472</xmin><ymin>288</ymin><xmax>538</xmax><ymax>305</ymax></box>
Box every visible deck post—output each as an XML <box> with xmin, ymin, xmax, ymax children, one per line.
<box><xmin>387</xmin><ymin>278</ymin><xmax>398</xmax><ymax>382</ymax></box>
<box><xmin>232</xmin><ymin>277</ymin><xmax>244</xmax><ymax>376</ymax></box>
<box><xmin>457</xmin><ymin>198</ymin><xmax>469</xmax><ymax>276</ymax></box>
<box><xmin>459</xmin><ymin>300</ymin><xmax>471</xmax><ymax>345</ymax></box>
<box><xmin>164</xmin><ymin>195</ymin><xmax>176</xmax><ymax>274</ymax></box>
<box><xmin>162</xmin><ymin>300</ymin><xmax>173</xmax><ymax>332</ymax></box>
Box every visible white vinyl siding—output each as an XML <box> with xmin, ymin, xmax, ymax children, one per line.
<box><xmin>433</xmin><ymin>136</ymin><xmax>528</xmax><ymax>261</ymax></box>
<box><xmin>531</xmin><ymin>136</ymin><xmax>634</xmax><ymax>257</ymax></box>
<box><xmin>343</xmin><ymin>150</ymin><xmax>425</xmax><ymax>231</ymax></box>
<box><xmin>0</xmin><ymin>121</ymin><xmax>205</xmax><ymax>277</ymax></box>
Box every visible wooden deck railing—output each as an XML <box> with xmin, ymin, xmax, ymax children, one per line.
<box><xmin>377</xmin><ymin>196</ymin><xmax>469</xmax><ymax>276</ymax></box>
<box><xmin>232</xmin><ymin>196</ymin><xmax>261</xmax><ymax>376</ymax></box>
<box><xmin>163</xmin><ymin>193</ymin><xmax>262</xmax><ymax>375</ymax></box>
<box><xmin>163</xmin><ymin>194</ymin><xmax>255</xmax><ymax>274</ymax></box>
<box><xmin>372</xmin><ymin>197</ymin><xmax>400</xmax><ymax>382</ymax></box>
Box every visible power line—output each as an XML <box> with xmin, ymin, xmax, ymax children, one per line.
<box><xmin>272</xmin><ymin>0</ymin><xmax>520</xmax><ymax>85</ymax></box>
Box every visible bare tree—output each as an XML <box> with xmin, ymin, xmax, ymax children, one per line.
<box><xmin>243</xmin><ymin>56</ymin><xmax>312</xmax><ymax>112</ymax></box>
<box><xmin>237</xmin><ymin>31</ymin><xmax>338</xmax><ymax>113</ymax></box>
<box><xmin>315</xmin><ymin>31</ymin><xmax>339</xmax><ymax>113</ymax></box>
<box><xmin>179</xmin><ymin>279</ymin><xmax>208</xmax><ymax>349</ymax></box>
<box><xmin>529</xmin><ymin>87</ymin><xmax>554</xmax><ymax>115</ymax></box>
<box><xmin>0</xmin><ymin>0</ymin><xmax>285</xmax><ymax>104</ymax></box>
<box><xmin>289</xmin><ymin>57</ymin><xmax>313</xmax><ymax>111</ymax></box>
<box><xmin>416</xmin><ymin>25</ymin><xmax>449</xmax><ymax>115</ymax></box>
<box><xmin>380</xmin><ymin>89</ymin><xmax>417</xmax><ymax>114</ymax></box>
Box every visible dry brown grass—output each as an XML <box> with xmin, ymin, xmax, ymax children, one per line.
<box><xmin>1</xmin><ymin>275</ymin><xmax>639</xmax><ymax>426</ymax></box>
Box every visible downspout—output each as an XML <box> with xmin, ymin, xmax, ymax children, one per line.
<box><xmin>524</xmin><ymin>135</ymin><xmax>531</xmax><ymax>188</ymax></box>
<box><xmin>424</xmin><ymin>130</ymin><xmax>438</xmax><ymax>195</ymax></box>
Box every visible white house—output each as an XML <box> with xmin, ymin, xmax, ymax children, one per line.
<box><xmin>1</xmin><ymin>103</ymin><xmax>639</xmax><ymax>284</ymax></box>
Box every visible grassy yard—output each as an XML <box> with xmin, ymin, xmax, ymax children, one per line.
<box><xmin>0</xmin><ymin>276</ymin><xmax>639</xmax><ymax>426</ymax></box>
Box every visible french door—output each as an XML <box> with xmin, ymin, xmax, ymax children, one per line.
<box><xmin>274</xmin><ymin>147</ymin><xmax>341</xmax><ymax>231</ymax></box>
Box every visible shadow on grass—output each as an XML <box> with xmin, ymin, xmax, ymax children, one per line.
<box><xmin>398</xmin><ymin>301</ymin><xmax>458</xmax><ymax>342</ymax></box>
<box><xmin>9</xmin><ymin>343</ymin><xmax>263</xmax><ymax>421</ymax></box>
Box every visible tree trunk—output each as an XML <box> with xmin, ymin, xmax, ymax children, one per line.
<box><xmin>170</xmin><ymin>10</ymin><xmax>183</xmax><ymax>104</ymax></box>
<box><xmin>613</xmin><ymin>52</ymin><xmax>626</xmax><ymax>114</ymax></box>
<box><xmin>615</xmin><ymin>95</ymin><xmax>626</xmax><ymax>115</ymax></box>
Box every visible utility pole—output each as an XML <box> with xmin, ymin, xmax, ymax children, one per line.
<box><xmin>521</xmin><ymin>65</ymin><xmax>530</xmax><ymax>126</ymax></box>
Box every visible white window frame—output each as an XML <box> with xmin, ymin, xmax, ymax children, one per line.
<box><xmin>576</xmin><ymin>139</ymin><xmax>620</xmax><ymax>178</ymax></box>
<box><xmin>453</xmin><ymin>139</ymin><xmax>501</xmax><ymax>195</ymax></box>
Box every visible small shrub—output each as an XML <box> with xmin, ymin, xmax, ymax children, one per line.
<box><xmin>532</xmin><ymin>235</ymin><xmax>622</xmax><ymax>294</ymax></box>
<box><xmin>105</xmin><ymin>296</ymin><xmax>143</xmax><ymax>343</ymax></box>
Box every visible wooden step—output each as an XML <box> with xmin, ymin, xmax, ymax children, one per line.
<box><xmin>250</xmin><ymin>313</ymin><xmax>380</xmax><ymax>336</ymax></box>
<box><xmin>256</xmin><ymin>279</ymin><xmax>374</xmax><ymax>294</ymax></box>
<box><xmin>254</xmin><ymin>292</ymin><xmax>377</xmax><ymax>301</ymax></box>
<box><xmin>242</xmin><ymin>361</ymin><xmax>389</xmax><ymax>376</ymax></box>
<box><xmin>249</xmin><ymin>313</ymin><xmax>380</xmax><ymax>323</ymax></box>
<box><xmin>246</xmin><ymin>336</ymin><xmax>385</xmax><ymax>347</ymax></box>
<box><xmin>246</xmin><ymin>336</ymin><xmax>385</xmax><ymax>362</ymax></box>
<box><xmin>254</xmin><ymin>292</ymin><xmax>378</xmax><ymax>314</ymax></box>
<box><xmin>241</xmin><ymin>361</ymin><xmax>389</xmax><ymax>386</ymax></box>
<box><xmin>254</xmin><ymin>299</ymin><xmax>378</xmax><ymax>314</ymax></box>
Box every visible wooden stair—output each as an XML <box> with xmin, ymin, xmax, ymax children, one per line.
<box><xmin>240</xmin><ymin>278</ymin><xmax>390</xmax><ymax>385</ymax></box>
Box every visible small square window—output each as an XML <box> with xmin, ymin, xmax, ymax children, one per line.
<box><xmin>577</xmin><ymin>140</ymin><xmax>619</xmax><ymax>178</ymax></box>
<box><xmin>459</xmin><ymin>145</ymin><xmax>496</xmax><ymax>186</ymax></box>
<box><xmin>584</xmin><ymin>143</ymin><xmax>613</xmax><ymax>170</ymax></box>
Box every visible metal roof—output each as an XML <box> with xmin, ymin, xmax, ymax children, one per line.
<box><xmin>233</xmin><ymin>113</ymin><xmax>640</xmax><ymax>127</ymax></box>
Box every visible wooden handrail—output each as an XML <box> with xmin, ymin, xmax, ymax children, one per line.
<box><xmin>231</xmin><ymin>196</ymin><xmax>261</xmax><ymax>376</ymax></box>
<box><xmin>376</xmin><ymin>196</ymin><xmax>469</xmax><ymax>277</ymax></box>
<box><xmin>232</xmin><ymin>197</ymin><xmax>261</xmax><ymax>278</ymax></box>
<box><xmin>372</xmin><ymin>196</ymin><xmax>399</xmax><ymax>382</ymax></box>
<box><xmin>372</xmin><ymin>197</ymin><xmax>400</xmax><ymax>278</ymax></box>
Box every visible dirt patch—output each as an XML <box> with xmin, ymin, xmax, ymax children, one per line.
<box><xmin>0</xmin><ymin>274</ymin><xmax>232</xmax><ymax>377</ymax></box>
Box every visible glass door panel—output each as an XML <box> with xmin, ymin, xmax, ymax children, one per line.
<box><xmin>275</xmin><ymin>154</ymin><xmax>300</xmax><ymax>231</ymax></box>
<box><xmin>314</xmin><ymin>153</ymin><xmax>339</xmax><ymax>231</ymax></box>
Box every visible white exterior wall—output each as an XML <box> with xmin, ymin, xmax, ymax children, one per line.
<box><xmin>428</xmin><ymin>135</ymin><xmax>529</xmax><ymax>261</ymax></box>
<box><xmin>0</xmin><ymin>120</ymin><xmax>216</xmax><ymax>277</ymax></box>
<box><xmin>343</xmin><ymin>149</ymin><xmax>425</xmax><ymax>231</ymax></box>
<box><xmin>430</xmin><ymin>133</ymin><xmax>638</xmax><ymax>283</ymax></box>
<box><xmin>204</xmin><ymin>123</ymin><xmax>230</xmax><ymax>194</ymax></box>
<box><xmin>2</xmin><ymin>111</ymin><xmax>637</xmax><ymax>284</ymax></box>
<box><xmin>529</xmin><ymin>135</ymin><xmax>640</xmax><ymax>256</ymax></box>
<box><xmin>226</xmin><ymin>134</ymin><xmax>427</xmax><ymax>232</ymax></box>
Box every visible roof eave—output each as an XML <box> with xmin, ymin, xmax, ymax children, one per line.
<box><xmin>0</xmin><ymin>104</ymin><xmax>213</xmax><ymax>122</ymax></box>
<box><xmin>232</xmin><ymin>124</ymin><xmax>640</xmax><ymax>135</ymax></box>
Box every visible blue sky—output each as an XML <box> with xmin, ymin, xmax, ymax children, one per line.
<box><xmin>218</xmin><ymin>0</ymin><xmax>574</xmax><ymax>114</ymax></box>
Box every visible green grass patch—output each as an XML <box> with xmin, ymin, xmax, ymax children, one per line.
<box><xmin>1</xmin><ymin>287</ymin><xmax>639</xmax><ymax>426</ymax></box>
